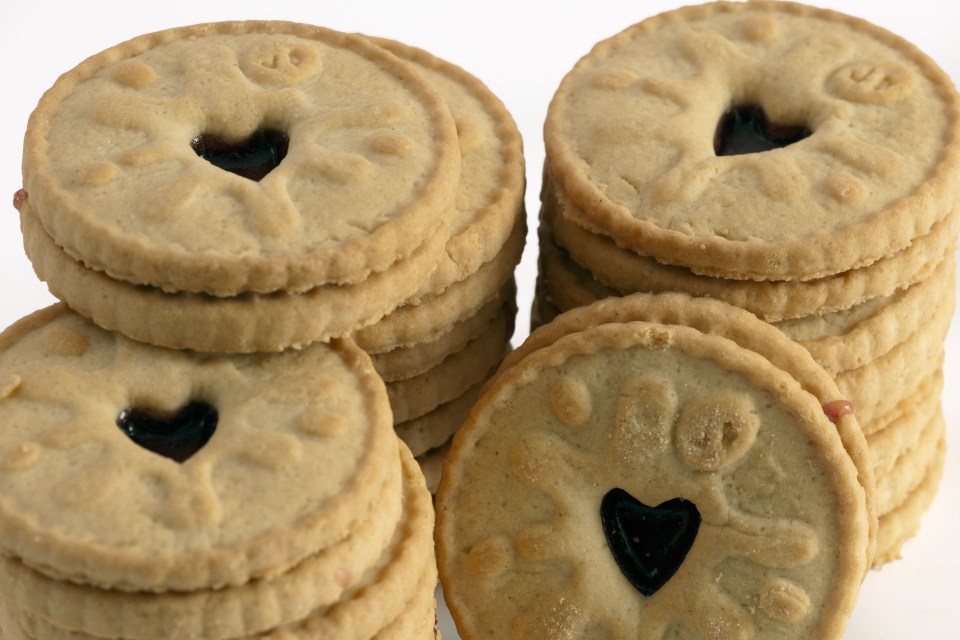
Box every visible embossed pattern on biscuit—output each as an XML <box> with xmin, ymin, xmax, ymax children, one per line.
<box><xmin>569</xmin><ymin>25</ymin><xmax>911</xmax><ymax>211</ymax></box>
<box><xmin>81</xmin><ymin>40</ymin><xmax>402</xmax><ymax>242</ymax></box>
<box><xmin>438</xmin><ymin>321</ymin><xmax>867</xmax><ymax>640</ymax></box>
<box><xmin>0</xmin><ymin>450</ymin><xmax>404</xmax><ymax>639</ymax></box>
<box><xmin>545</xmin><ymin>2</ymin><xmax>960</xmax><ymax>280</ymax></box>
<box><xmin>0</xmin><ymin>305</ymin><xmax>395</xmax><ymax>590</ymax></box>
<box><xmin>502</xmin><ymin>373</ymin><xmax>820</xmax><ymax>639</ymax></box>
<box><xmin>24</xmin><ymin>23</ymin><xmax>461</xmax><ymax>295</ymax></box>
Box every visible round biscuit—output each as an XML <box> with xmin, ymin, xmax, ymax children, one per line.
<box><xmin>0</xmin><ymin>305</ymin><xmax>396</xmax><ymax>591</ymax></box>
<box><xmin>22</xmin><ymin>21</ymin><xmax>460</xmax><ymax>295</ymax></box>
<box><xmin>439</xmin><ymin>318</ymin><xmax>870</xmax><ymax>639</ymax></box>
<box><xmin>545</xmin><ymin>1</ymin><xmax>960</xmax><ymax>281</ymax></box>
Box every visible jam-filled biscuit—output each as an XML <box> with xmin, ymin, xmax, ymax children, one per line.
<box><xmin>369</xmin><ymin>37</ymin><xmax>525</xmax><ymax>301</ymax></box>
<box><xmin>499</xmin><ymin>292</ymin><xmax>876</xmax><ymax>569</ymax></box>
<box><xmin>22</xmin><ymin>21</ymin><xmax>460</xmax><ymax>296</ymax></box>
<box><xmin>775</xmin><ymin>258</ymin><xmax>956</xmax><ymax>375</ymax></box>
<box><xmin>369</xmin><ymin>300</ymin><xmax>506</xmax><ymax>382</ymax></box>
<box><xmin>542</xmin><ymin>168</ymin><xmax>960</xmax><ymax>323</ymax></box>
<box><xmin>0</xmin><ymin>304</ymin><xmax>397</xmax><ymax>592</ymax></box>
<box><xmin>544</xmin><ymin>1</ymin><xmax>960</xmax><ymax>281</ymax></box>
<box><xmin>438</xmin><ymin>312</ymin><xmax>870</xmax><ymax>639</ymax></box>
<box><xmin>0</xmin><ymin>443</ymin><xmax>436</xmax><ymax>640</ymax></box>
<box><xmin>19</xmin><ymin>202</ymin><xmax>447</xmax><ymax>353</ymax></box>
<box><xmin>0</xmin><ymin>444</ymin><xmax>404</xmax><ymax>639</ymax></box>
<box><xmin>874</xmin><ymin>437</ymin><xmax>947</xmax><ymax>567</ymax></box>
<box><xmin>354</xmin><ymin>225</ymin><xmax>522</xmax><ymax>354</ymax></box>
<box><xmin>833</xmin><ymin>286</ymin><xmax>953</xmax><ymax>427</ymax></box>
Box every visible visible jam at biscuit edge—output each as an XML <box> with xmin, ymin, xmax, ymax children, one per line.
<box><xmin>822</xmin><ymin>400</ymin><xmax>856</xmax><ymax>424</ymax></box>
<box><xmin>12</xmin><ymin>189</ymin><xmax>27</xmax><ymax>211</ymax></box>
<box><xmin>191</xmin><ymin>129</ymin><xmax>289</xmax><ymax>181</ymax></box>
<box><xmin>714</xmin><ymin>105</ymin><xmax>811</xmax><ymax>156</ymax></box>
<box><xmin>117</xmin><ymin>401</ymin><xmax>218</xmax><ymax>463</ymax></box>
<box><xmin>600</xmin><ymin>488</ymin><xmax>701</xmax><ymax>597</ymax></box>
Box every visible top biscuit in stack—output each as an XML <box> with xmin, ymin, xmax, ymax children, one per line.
<box><xmin>18</xmin><ymin>21</ymin><xmax>465</xmax><ymax>353</ymax></box>
<box><xmin>543</xmin><ymin>0</ymin><xmax>960</xmax><ymax>284</ymax></box>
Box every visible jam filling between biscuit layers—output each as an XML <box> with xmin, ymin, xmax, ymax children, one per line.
<box><xmin>191</xmin><ymin>129</ymin><xmax>289</xmax><ymax>181</ymax></box>
<box><xmin>714</xmin><ymin>105</ymin><xmax>811</xmax><ymax>156</ymax></box>
<box><xmin>600</xmin><ymin>488</ymin><xmax>701</xmax><ymax>597</ymax></box>
<box><xmin>116</xmin><ymin>401</ymin><xmax>218</xmax><ymax>463</ymax></box>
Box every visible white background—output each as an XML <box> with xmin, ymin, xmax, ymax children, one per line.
<box><xmin>0</xmin><ymin>1</ymin><xmax>957</xmax><ymax>637</ymax></box>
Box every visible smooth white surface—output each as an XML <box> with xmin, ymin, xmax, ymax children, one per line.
<box><xmin>0</xmin><ymin>1</ymin><xmax>956</xmax><ymax>638</ymax></box>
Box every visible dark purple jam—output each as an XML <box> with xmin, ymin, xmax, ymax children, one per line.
<box><xmin>600</xmin><ymin>488</ymin><xmax>701</xmax><ymax>596</ymax></box>
<box><xmin>117</xmin><ymin>401</ymin><xmax>218</xmax><ymax>463</ymax></box>
<box><xmin>191</xmin><ymin>129</ymin><xmax>289</xmax><ymax>181</ymax></box>
<box><xmin>714</xmin><ymin>105</ymin><xmax>811</xmax><ymax>156</ymax></box>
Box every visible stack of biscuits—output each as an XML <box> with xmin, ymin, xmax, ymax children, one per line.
<box><xmin>438</xmin><ymin>292</ymin><xmax>874</xmax><ymax>639</ymax></box>
<box><xmin>536</xmin><ymin>1</ymin><xmax>959</xmax><ymax>567</ymax></box>
<box><xmin>353</xmin><ymin>38</ymin><xmax>525</xmax><ymax>493</ymax></box>
<box><xmin>2</xmin><ymin>19</ymin><xmax>523</xmax><ymax>639</ymax></box>
<box><xmin>16</xmin><ymin>24</ymin><xmax>524</xmax><ymax>490</ymax></box>
<box><xmin>0</xmin><ymin>306</ymin><xmax>436</xmax><ymax>639</ymax></box>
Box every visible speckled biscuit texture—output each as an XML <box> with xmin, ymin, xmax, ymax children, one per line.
<box><xmin>0</xmin><ymin>305</ymin><xmax>439</xmax><ymax>638</ymax></box>
<box><xmin>438</xmin><ymin>300</ymin><xmax>870</xmax><ymax>639</ymax></box>
<box><xmin>386</xmin><ymin>311</ymin><xmax>510</xmax><ymax>424</ymax></box>
<box><xmin>873</xmin><ymin>437</ymin><xmax>946</xmax><ymax>567</ymax></box>
<box><xmin>22</xmin><ymin>21</ymin><xmax>461</xmax><ymax>296</ymax></box>
<box><xmin>0</xmin><ymin>444</ymin><xmax>437</xmax><ymax>640</ymax></box>
<box><xmin>544</xmin><ymin>1</ymin><xmax>960</xmax><ymax>281</ymax></box>
<box><xmin>775</xmin><ymin>258</ymin><xmax>957</xmax><ymax>375</ymax></box>
<box><xmin>395</xmin><ymin>373</ymin><xmax>488</xmax><ymax>459</ymax></box>
<box><xmin>353</xmin><ymin>219</ymin><xmax>523</xmax><ymax>354</ymax></box>
<box><xmin>535</xmin><ymin>3</ymin><xmax>960</xmax><ymax>584</ymax></box>
<box><xmin>371</xmin><ymin>303</ymin><xmax>510</xmax><ymax>383</ymax></box>
<box><xmin>498</xmin><ymin>292</ymin><xmax>876</xmax><ymax>567</ymax></box>
<box><xmin>0</xmin><ymin>442</ymin><xmax>405</xmax><ymax>639</ymax></box>
<box><xmin>833</xmin><ymin>287</ymin><xmax>953</xmax><ymax>427</ymax></box>
<box><xmin>0</xmin><ymin>305</ymin><xmax>399</xmax><ymax>592</ymax></box>
<box><xmin>867</xmin><ymin>369</ymin><xmax>943</xmax><ymax>478</ymax></box>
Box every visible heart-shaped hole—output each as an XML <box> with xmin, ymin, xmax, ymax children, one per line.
<box><xmin>600</xmin><ymin>488</ymin><xmax>701</xmax><ymax>596</ymax></box>
<box><xmin>191</xmin><ymin>128</ymin><xmax>289</xmax><ymax>181</ymax></box>
<box><xmin>117</xmin><ymin>401</ymin><xmax>218</xmax><ymax>463</ymax></box>
<box><xmin>714</xmin><ymin>104</ymin><xmax>811</xmax><ymax>156</ymax></box>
